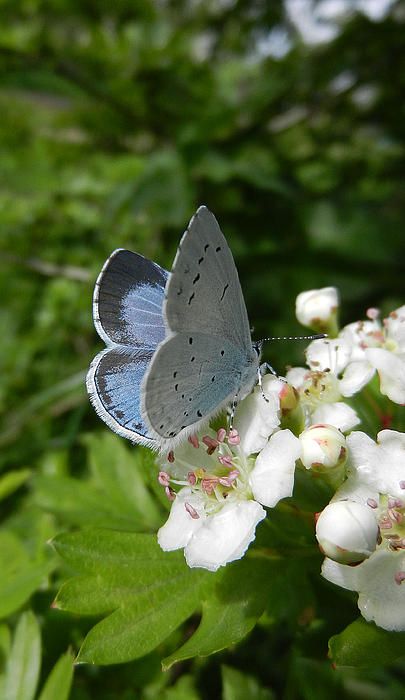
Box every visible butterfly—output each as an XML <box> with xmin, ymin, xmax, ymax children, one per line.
<box><xmin>87</xmin><ymin>206</ymin><xmax>261</xmax><ymax>451</ymax></box>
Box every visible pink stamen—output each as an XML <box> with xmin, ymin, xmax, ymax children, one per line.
<box><xmin>388</xmin><ymin>497</ymin><xmax>397</xmax><ymax>509</ymax></box>
<box><xmin>218</xmin><ymin>470</ymin><xmax>239</xmax><ymax>487</ymax></box>
<box><xmin>228</xmin><ymin>428</ymin><xmax>240</xmax><ymax>445</ymax></box>
<box><xmin>366</xmin><ymin>307</ymin><xmax>380</xmax><ymax>320</ymax></box>
<box><xmin>379</xmin><ymin>518</ymin><xmax>392</xmax><ymax>530</ymax></box>
<box><xmin>202</xmin><ymin>435</ymin><xmax>219</xmax><ymax>454</ymax></box>
<box><xmin>165</xmin><ymin>486</ymin><xmax>176</xmax><ymax>501</ymax></box>
<box><xmin>201</xmin><ymin>477</ymin><xmax>218</xmax><ymax>495</ymax></box>
<box><xmin>188</xmin><ymin>434</ymin><xmax>199</xmax><ymax>449</ymax></box>
<box><xmin>184</xmin><ymin>502</ymin><xmax>200</xmax><ymax>519</ymax></box>
<box><xmin>158</xmin><ymin>471</ymin><xmax>170</xmax><ymax>487</ymax></box>
<box><xmin>167</xmin><ymin>450</ymin><xmax>175</xmax><ymax>463</ymax></box>
<box><xmin>389</xmin><ymin>509</ymin><xmax>403</xmax><ymax>524</ymax></box>
<box><xmin>188</xmin><ymin>471</ymin><xmax>197</xmax><ymax>486</ymax></box>
<box><xmin>217</xmin><ymin>428</ymin><xmax>227</xmax><ymax>443</ymax></box>
<box><xmin>399</xmin><ymin>481</ymin><xmax>405</xmax><ymax>490</ymax></box>
<box><xmin>367</xmin><ymin>498</ymin><xmax>378</xmax><ymax>509</ymax></box>
<box><xmin>394</xmin><ymin>571</ymin><xmax>405</xmax><ymax>585</ymax></box>
<box><xmin>218</xmin><ymin>454</ymin><xmax>233</xmax><ymax>468</ymax></box>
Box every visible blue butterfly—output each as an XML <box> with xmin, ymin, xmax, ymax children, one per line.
<box><xmin>87</xmin><ymin>206</ymin><xmax>260</xmax><ymax>451</ymax></box>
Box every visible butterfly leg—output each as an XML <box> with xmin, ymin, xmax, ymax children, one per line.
<box><xmin>228</xmin><ymin>393</ymin><xmax>239</xmax><ymax>431</ymax></box>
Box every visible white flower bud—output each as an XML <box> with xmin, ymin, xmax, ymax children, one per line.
<box><xmin>299</xmin><ymin>423</ymin><xmax>347</xmax><ymax>470</ymax></box>
<box><xmin>296</xmin><ymin>287</ymin><xmax>339</xmax><ymax>334</ymax></box>
<box><xmin>316</xmin><ymin>501</ymin><xmax>379</xmax><ymax>564</ymax></box>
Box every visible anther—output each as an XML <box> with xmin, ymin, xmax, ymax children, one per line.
<box><xmin>158</xmin><ymin>471</ymin><xmax>170</xmax><ymax>487</ymax></box>
<box><xmin>185</xmin><ymin>502</ymin><xmax>200</xmax><ymax>519</ymax></box>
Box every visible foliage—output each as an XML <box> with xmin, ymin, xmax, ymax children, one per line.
<box><xmin>1</xmin><ymin>1</ymin><xmax>405</xmax><ymax>698</ymax></box>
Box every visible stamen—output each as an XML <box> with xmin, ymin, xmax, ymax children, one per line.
<box><xmin>165</xmin><ymin>486</ymin><xmax>176</xmax><ymax>501</ymax></box>
<box><xmin>379</xmin><ymin>518</ymin><xmax>392</xmax><ymax>530</ymax></box>
<box><xmin>366</xmin><ymin>307</ymin><xmax>380</xmax><ymax>320</ymax></box>
<box><xmin>167</xmin><ymin>450</ymin><xmax>175</xmax><ymax>463</ymax></box>
<box><xmin>228</xmin><ymin>428</ymin><xmax>240</xmax><ymax>445</ymax></box>
<box><xmin>394</xmin><ymin>571</ymin><xmax>405</xmax><ymax>585</ymax></box>
<box><xmin>399</xmin><ymin>481</ymin><xmax>405</xmax><ymax>490</ymax></box>
<box><xmin>188</xmin><ymin>434</ymin><xmax>199</xmax><ymax>448</ymax></box>
<box><xmin>158</xmin><ymin>471</ymin><xmax>170</xmax><ymax>487</ymax></box>
<box><xmin>389</xmin><ymin>509</ymin><xmax>403</xmax><ymax>524</ymax></box>
<box><xmin>217</xmin><ymin>428</ymin><xmax>227</xmax><ymax>443</ymax></box>
<box><xmin>201</xmin><ymin>477</ymin><xmax>218</xmax><ymax>495</ymax></box>
<box><xmin>367</xmin><ymin>498</ymin><xmax>378</xmax><ymax>509</ymax></box>
<box><xmin>218</xmin><ymin>454</ymin><xmax>233</xmax><ymax>468</ymax></box>
<box><xmin>202</xmin><ymin>435</ymin><xmax>219</xmax><ymax>454</ymax></box>
<box><xmin>188</xmin><ymin>471</ymin><xmax>197</xmax><ymax>486</ymax></box>
<box><xmin>185</xmin><ymin>502</ymin><xmax>200</xmax><ymax>519</ymax></box>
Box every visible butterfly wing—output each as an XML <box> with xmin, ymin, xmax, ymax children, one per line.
<box><xmin>87</xmin><ymin>249</ymin><xmax>168</xmax><ymax>446</ymax></box>
<box><xmin>143</xmin><ymin>206</ymin><xmax>259</xmax><ymax>447</ymax></box>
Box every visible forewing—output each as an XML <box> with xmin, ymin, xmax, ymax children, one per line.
<box><xmin>87</xmin><ymin>347</ymin><xmax>155</xmax><ymax>447</ymax></box>
<box><xmin>143</xmin><ymin>332</ymin><xmax>258</xmax><ymax>442</ymax></box>
<box><xmin>94</xmin><ymin>249</ymin><xmax>168</xmax><ymax>347</ymax></box>
<box><xmin>165</xmin><ymin>206</ymin><xmax>253</xmax><ymax>352</ymax></box>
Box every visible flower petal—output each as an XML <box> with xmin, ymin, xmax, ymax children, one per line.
<box><xmin>306</xmin><ymin>338</ymin><xmax>352</xmax><ymax>375</ymax></box>
<box><xmin>312</xmin><ymin>401</ymin><xmax>360</xmax><ymax>432</ymax></box>
<box><xmin>250</xmin><ymin>429</ymin><xmax>301</xmax><ymax>507</ymax></box>
<box><xmin>234</xmin><ymin>376</ymin><xmax>281</xmax><ymax>455</ymax></box>
<box><xmin>366</xmin><ymin>348</ymin><xmax>405</xmax><ymax>404</ymax></box>
<box><xmin>385</xmin><ymin>305</ymin><xmax>405</xmax><ymax>352</ymax></box>
<box><xmin>347</xmin><ymin>430</ymin><xmax>405</xmax><ymax>499</ymax></box>
<box><xmin>321</xmin><ymin>557</ymin><xmax>362</xmax><ymax>591</ymax></box>
<box><xmin>339</xmin><ymin>360</ymin><xmax>375</xmax><ymax>396</ymax></box>
<box><xmin>184</xmin><ymin>500</ymin><xmax>266</xmax><ymax>572</ymax></box>
<box><xmin>355</xmin><ymin>550</ymin><xmax>405</xmax><ymax>631</ymax></box>
<box><xmin>158</xmin><ymin>488</ymin><xmax>205</xmax><ymax>551</ymax></box>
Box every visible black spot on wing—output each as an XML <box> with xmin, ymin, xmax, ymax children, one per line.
<box><xmin>220</xmin><ymin>284</ymin><xmax>229</xmax><ymax>302</ymax></box>
<box><xmin>188</xmin><ymin>292</ymin><xmax>195</xmax><ymax>305</ymax></box>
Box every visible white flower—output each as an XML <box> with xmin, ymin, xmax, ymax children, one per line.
<box><xmin>320</xmin><ymin>430</ymin><xmax>405</xmax><ymax>631</ymax></box>
<box><xmin>157</xmin><ymin>376</ymin><xmax>301</xmax><ymax>571</ymax></box>
<box><xmin>158</xmin><ymin>488</ymin><xmax>266</xmax><ymax>572</ymax></box>
<box><xmin>296</xmin><ymin>287</ymin><xmax>339</xmax><ymax>334</ymax></box>
<box><xmin>285</xmin><ymin>364</ymin><xmax>360</xmax><ymax>433</ymax></box>
<box><xmin>299</xmin><ymin>424</ymin><xmax>347</xmax><ymax>470</ymax></box>
<box><xmin>306</xmin><ymin>305</ymin><xmax>405</xmax><ymax>404</ymax></box>
<box><xmin>316</xmin><ymin>501</ymin><xmax>379</xmax><ymax>564</ymax></box>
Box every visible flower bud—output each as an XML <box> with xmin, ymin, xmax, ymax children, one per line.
<box><xmin>299</xmin><ymin>424</ymin><xmax>347</xmax><ymax>470</ymax></box>
<box><xmin>316</xmin><ymin>501</ymin><xmax>379</xmax><ymax>564</ymax></box>
<box><xmin>296</xmin><ymin>287</ymin><xmax>339</xmax><ymax>335</ymax></box>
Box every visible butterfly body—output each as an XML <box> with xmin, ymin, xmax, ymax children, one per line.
<box><xmin>87</xmin><ymin>206</ymin><xmax>260</xmax><ymax>451</ymax></box>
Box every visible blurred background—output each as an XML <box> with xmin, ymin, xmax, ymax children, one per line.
<box><xmin>1</xmin><ymin>1</ymin><xmax>405</xmax><ymax>697</ymax></box>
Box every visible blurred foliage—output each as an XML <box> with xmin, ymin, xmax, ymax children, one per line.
<box><xmin>1</xmin><ymin>0</ymin><xmax>405</xmax><ymax>698</ymax></box>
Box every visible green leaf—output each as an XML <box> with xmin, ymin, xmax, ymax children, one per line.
<box><xmin>163</xmin><ymin>559</ymin><xmax>271</xmax><ymax>670</ymax></box>
<box><xmin>0</xmin><ymin>531</ymin><xmax>55</xmax><ymax>619</ymax></box>
<box><xmin>329</xmin><ymin>618</ymin><xmax>405</xmax><ymax>668</ymax></box>
<box><xmin>0</xmin><ymin>470</ymin><xmax>31</xmax><ymax>501</ymax></box>
<box><xmin>84</xmin><ymin>433</ymin><xmax>163</xmax><ymax>529</ymax></box>
<box><xmin>3</xmin><ymin>611</ymin><xmax>41</xmax><ymax>700</ymax></box>
<box><xmin>53</xmin><ymin>528</ymin><xmax>212</xmax><ymax>664</ymax></box>
<box><xmin>222</xmin><ymin>665</ymin><xmax>274</xmax><ymax>700</ymax></box>
<box><xmin>37</xmin><ymin>651</ymin><xmax>74</xmax><ymax>700</ymax></box>
<box><xmin>34</xmin><ymin>475</ymin><xmax>138</xmax><ymax>529</ymax></box>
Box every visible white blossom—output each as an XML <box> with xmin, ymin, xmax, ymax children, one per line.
<box><xmin>296</xmin><ymin>287</ymin><xmax>339</xmax><ymax>334</ymax></box>
<box><xmin>320</xmin><ymin>430</ymin><xmax>405</xmax><ymax>631</ymax></box>
<box><xmin>157</xmin><ymin>375</ymin><xmax>301</xmax><ymax>571</ymax></box>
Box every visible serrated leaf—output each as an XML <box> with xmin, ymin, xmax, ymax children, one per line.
<box><xmin>163</xmin><ymin>559</ymin><xmax>271</xmax><ymax>670</ymax></box>
<box><xmin>34</xmin><ymin>475</ymin><xmax>138</xmax><ymax>529</ymax></box>
<box><xmin>222</xmin><ymin>665</ymin><xmax>274</xmax><ymax>700</ymax></box>
<box><xmin>0</xmin><ymin>469</ymin><xmax>31</xmax><ymax>501</ymax></box>
<box><xmin>0</xmin><ymin>532</ymin><xmax>55</xmax><ymax>619</ymax></box>
<box><xmin>3</xmin><ymin>611</ymin><xmax>41</xmax><ymax>700</ymax></box>
<box><xmin>53</xmin><ymin>528</ymin><xmax>212</xmax><ymax>665</ymax></box>
<box><xmin>84</xmin><ymin>433</ymin><xmax>162</xmax><ymax>529</ymax></box>
<box><xmin>329</xmin><ymin>618</ymin><xmax>405</xmax><ymax>668</ymax></box>
<box><xmin>37</xmin><ymin>650</ymin><xmax>74</xmax><ymax>700</ymax></box>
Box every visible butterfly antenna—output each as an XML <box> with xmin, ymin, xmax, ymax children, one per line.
<box><xmin>260</xmin><ymin>333</ymin><xmax>327</xmax><ymax>343</ymax></box>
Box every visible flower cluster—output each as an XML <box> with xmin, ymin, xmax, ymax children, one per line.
<box><xmin>156</xmin><ymin>287</ymin><xmax>405</xmax><ymax>630</ymax></box>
